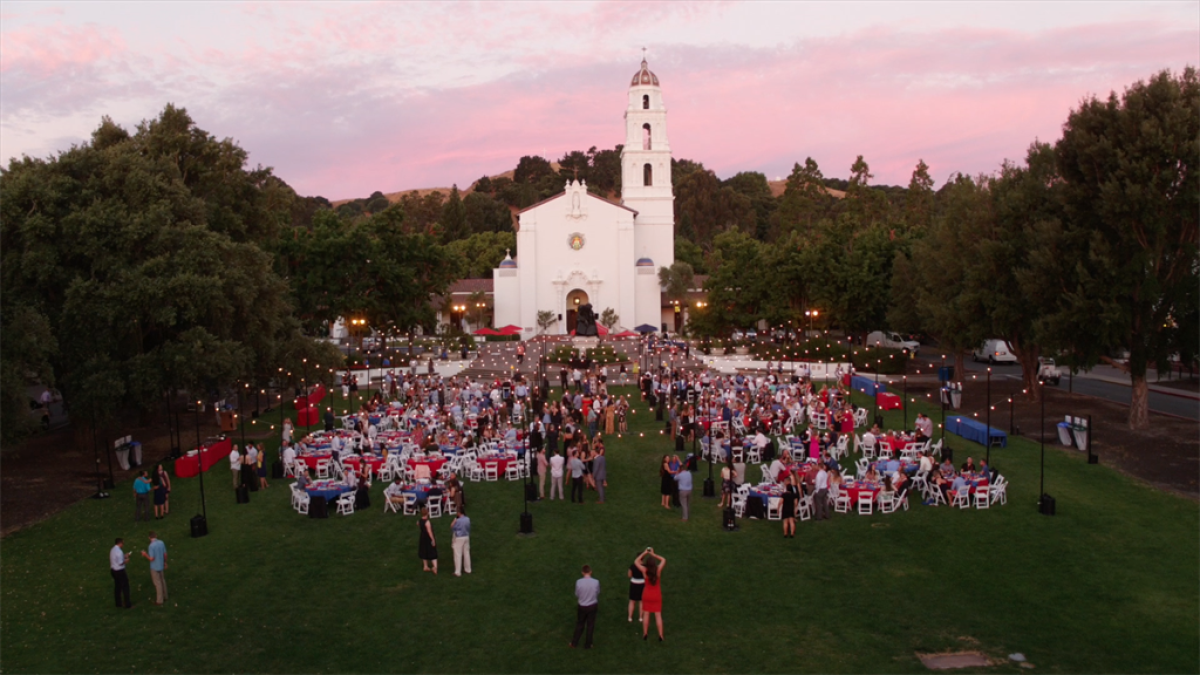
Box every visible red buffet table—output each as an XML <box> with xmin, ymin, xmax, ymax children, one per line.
<box><xmin>175</xmin><ymin>437</ymin><xmax>232</xmax><ymax>478</ymax></box>
<box><xmin>294</xmin><ymin>384</ymin><xmax>327</xmax><ymax>426</ymax></box>
<box><xmin>876</xmin><ymin>392</ymin><xmax>902</xmax><ymax>410</ymax></box>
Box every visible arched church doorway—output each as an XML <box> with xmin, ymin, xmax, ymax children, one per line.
<box><xmin>565</xmin><ymin>289</ymin><xmax>589</xmax><ymax>333</ymax></box>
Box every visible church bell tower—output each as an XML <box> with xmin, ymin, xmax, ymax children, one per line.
<box><xmin>622</xmin><ymin>57</ymin><xmax>675</xmax><ymax>314</ymax></box>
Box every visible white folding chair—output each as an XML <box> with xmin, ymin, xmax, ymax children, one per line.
<box><xmin>316</xmin><ymin>460</ymin><xmax>332</xmax><ymax>479</ymax></box>
<box><xmin>989</xmin><ymin>477</ymin><xmax>1008</xmax><ymax>505</ymax></box>
<box><xmin>295</xmin><ymin>490</ymin><xmax>310</xmax><ymax>515</ymax></box>
<box><xmin>860</xmin><ymin>436</ymin><xmax>877</xmax><ymax>460</ymax></box>
<box><xmin>402</xmin><ymin>493</ymin><xmax>419</xmax><ymax>516</ymax></box>
<box><xmin>973</xmin><ymin>486</ymin><xmax>990</xmax><ymax>509</ymax></box>
<box><xmin>759</xmin><ymin>464</ymin><xmax>772</xmax><ymax>484</ymax></box>
<box><xmin>484</xmin><ymin>462</ymin><xmax>499</xmax><ymax>482</ymax></box>
<box><xmin>856</xmin><ymin>491</ymin><xmax>874</xmax><ymax>515</ymax></box>
<box><xmin>336</xmin><ymin>492</ymin><xmax>356</xmax><ymax>516</ymax></box>
<box><xmin>384</xmin><ymin>494</ymin><xmax>402</xmax><ymax>514</ymax></box>
<box><xmin>878</xmin><ymin>491</ymin><xmax>897</xmax><ymax>514</ymax></box>
<box><xmin>766</xmin><ymin>497</ymin><xmax>783</xmax><ymax>521</ymax></box>
<box><xmin>731</xmin><ymin>493</ymin><xmax>746</xmax><ymax>518</ymax></box>
<box><xmin>376</xmin><ymin>462</ymin><xmax>395</xmax><ymax>482</ymax></box>
<box><xmin>427</xmin><ymin>494</ymin><xmax>443</xmax><ymax>518</ymax></box>
<box><xmin>504</xmin><ymin>461</ymin><xmax>520</xmax><ymax>481</ymax></box>
<box><xmin>797</xmin><ymin>495</ymin><xmax>813</xmax><ymax>521</ymax></box>
<box><xmin>951</xmin><ymin>485</ymin><xmax>970</xmax><ymax>509</ymax></box>
<box><xmin>832</xmin><ymin>486</ymin><xmax>851</xmax><ymax>514</ymax></box>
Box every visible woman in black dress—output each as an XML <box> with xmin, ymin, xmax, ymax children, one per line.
<box><xmin>781</xmin><ymin>472</ymin><xmax>799</xmax><ymax>539</ymax></box>
<box><xmin>152</xmin><ymin>464</ymin><xmax>169</xmax><ymax>519</ymax></box>
<box><xmin>627</xmin><ymin>556</ymin><xmax>645</xmax><ymax>622</ymax></box>
<box><xmin>659</xmin><ymin>455</ymin><xmax>674</xmax><ymax>509</ymax></box>
<box><xmin>418</xmin><ymin>507</ymin><xmax>438</xmax><ymax>574</ymax></box>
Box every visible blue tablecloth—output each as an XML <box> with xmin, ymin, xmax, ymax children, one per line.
<box><xmin>946</xmin><ymin>416</ymin><xmax>1007</xmax><ymax>448</ymax></box>
<box><xmin>851</xmin><ymin>376</ymin><xmax>887</xmax><ymax>397</ymax></box>
<box><xmin>307</xmin><ymin>483</ymin><xmax>353</xmax><ymax>502</ymax></box>
<box><xmin>401</xmin><ymin>484</ymin><xmax>444</xmax><ymax>505</ymax></box>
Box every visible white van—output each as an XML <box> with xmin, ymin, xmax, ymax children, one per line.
<box><xmin>866</xmin><ymin>331</ymin><xmax>920</xmax><ymax>354</ymax></box>
<box><xmin>973</xmin><ymin>339</ymin><xmax>1017</xmax><ymax>364</ymax></box>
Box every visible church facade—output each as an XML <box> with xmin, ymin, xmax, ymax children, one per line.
<box><xmin>492</xmin><ymin>59</ymin><xmax>675</xmax><ymax>335</ymax></box>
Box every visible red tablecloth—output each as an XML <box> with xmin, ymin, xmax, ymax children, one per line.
<box><xmin>877</xmin><ymin>392</ymin><xmax>902</xmax><ymax>410</ymax></box>
<box><xmin>175</xmin><ymin>437</ymin><xmax>232</xmax><ymax>478</ymax></box>
<box><xmin>407</xmin><ymin>458</ymin><xmax>448</xmax><ymax>475</ymax></box>
<box><xmin>479</xmin><ymin>457</ymin><xmax>515</xmax><ymax>476</ymax></box>
<box><xmin>342</xmin><ymin>456</ymin><xmax>385</xmax><ymax>474</ymax></box>
<box><xmin>294</xmin><ymin>384</ymin><xmax>327</xmax><ymax>412</ymax></box>
<box><xmin>842</xmin><ymin>481</ymin><xmax>881</xmax><ymax>504</ymax></box>
<box><xmin>296</xmin><ymin>406</ymin><xmax>319</xmax><ymax>426</ymax></box>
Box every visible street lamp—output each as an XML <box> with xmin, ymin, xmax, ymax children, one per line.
<box><xmin>805</xmin><ymin>309</ymin><xmax>819</xmax><ymax>341</ymax></box>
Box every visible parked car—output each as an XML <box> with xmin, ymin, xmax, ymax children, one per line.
<box><xmin>866</xmin><ymin>331</ymin><xmax>921</xmax><ymax>354</ymax></box>
<box><xmin>1038</xmin><ymin>357</ymin><xmax>1063</xmax><ymax>385</ymax></box>
<box><xmin>973</xmin><ymin>339</ymin><xmax>1018</xmax><ymax>364</ymax></box>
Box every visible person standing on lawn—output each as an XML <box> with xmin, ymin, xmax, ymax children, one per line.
<box><xmin>451</xmin><ymin>508</ymin><xmax>472</xmax><ymax>577</ymax></box>
<box><xmin>569</xmin><ymin>565</ymin><xmax>600</xmax><ymax>649</ymax></box>
<box><xmin>133</xmin><ymin>471</ymin><xmax>152</xmax><ymax>522</ymax></box>
<box><xmin>592</xmin><ymin>445</ymin><xmax>607</xmax><ymax>504</ymax></box>
<box><xmin>635</xmin><ymin>548</ymin><xmax>667</xmax><ymax>641</ymax></box>
<box><xmin>418</xmin><ymin>508</ymin><xmax>438</xmax><ymax>575</ymax></box>
<box><xmin>549</xmin><ymin>448</ymin><xmax>565</xmax><ymax>500</ymax></box>
<box><xmin>229</xmin><ymin>444</ymin><xmax>242</xmax><ymax>489</ymax></box>
<box><xmin>673</xmin><ymin>463</ymin><xmax>693</xmax><ymax>521</ymax></box>
<box><xmin>140</xmin><ymin>531</ymin><xmax>167</xmax><ymax>606</ymax></box>
<box><xmin>110</xmin><ymin>538</ymin><xmax>132</xmax><ymax>608</ymax></box>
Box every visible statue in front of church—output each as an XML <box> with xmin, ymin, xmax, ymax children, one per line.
<box><xmin>575</xmin><ymin>303</ymin><xmax>599</xmax><ymax>337</ymax></box>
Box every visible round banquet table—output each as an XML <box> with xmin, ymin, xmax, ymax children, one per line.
<box><xmin>306</xmin><ymin>481</ymin><xmax>354</xmax><ymax>503</ymax></box>
<box><xmin>478</xmin><ymin>456</ymin><xmax>516</xmax><ymax>476</ymax></box>
<box><xmin>401</xmin><ymin>482</ymin><xmax>445</xmax><ymax>505</ymax></box>
<box><xmin>407</xmin><ymin>457</ymin><xmax>448</xmax><ymax>475</ymax></box>
<box><xmin>842</xmin><ymin>480</ymin><xmax>881</xmax><ymax>505</ymax></box>
<box><xmin>341</xmin><ymin>455</ymin><xmax>385</xmax><ymax>475</ymax></box>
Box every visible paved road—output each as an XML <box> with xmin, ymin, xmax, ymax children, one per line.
<box><xmin>924</xmin><ymin>357</ymin><xmax>1199</xmax><ymax>421</ymax></box>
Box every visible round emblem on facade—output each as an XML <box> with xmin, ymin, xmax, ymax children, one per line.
<box><xmin>568</xmin><ymin>233</ymin><xmax>585</xmax><ymax>251</ymax></box>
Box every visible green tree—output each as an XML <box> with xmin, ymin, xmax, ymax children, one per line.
<box><xmin>445</xmin><ymin>231</ymin><xmax>517</xmax><ymax>279</ymax></box>
<box><xmin>1051</xmin><ymin>68</ymin><xmax>1199</xmax><ymax>428</ymax></box>
<box><xmin>513</xmin><ymin>155</ymin><xmax>555</xmax><ymax>184</ymax></box>
<box><xmin>463</xmin><ymin>192</ymin><xmax>513</xmax><ymax>234</ymax></box>
<box><xmin>903</xmin><ymin>159</ymin><xmax>935</xmax><ymax>234</ymax></box>
<box><xmin>776</xmin><ymin>158</ymin><xmax>830</xmax><ymax>237</ymax></box>
<box><xmin>674</xmin><ymin>169</ymin><xmax>754</xmax><ymax>246</ymax></box>
<box><xmin>673</xmin><ymin>236</ymin><xmax>708</xmax><ymax>275</ymax></box>
<box><xmin>599</xmin><ymin>308</ymin><xmax>620</xmax><ymax>331</ymax></box>
<box><xmin>980</xmin><ymin>142</ymin><xmax>1068</xmax><ymax>400</ymax></box>
<box><xmin>440</xmin><ymin>185</ymin><xmax>469</xmax><ymax>243</ymax></box>
<box><xmin>696</xmin><ymin>231</ymin><xmax>765</xmax><ymax>336</ymax></box>
<box><xmin>0</xmin><ymin>106</ymin><xmax>322</xmax><ymax>428</ymax></box>
<box><xmin>722</xmin><ymin>171</ymin><xmax>777</xmax><ymax>241</ymax></box>
<box><xmin>537</xmin><ymin>310</ymin><xmax>557</xmax><ymax>335</ymax></box>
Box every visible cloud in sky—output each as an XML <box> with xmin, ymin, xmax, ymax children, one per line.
<box><xmin>1</xmin><ymin>1</ymin><xmax>1196</xmax><ymax>199</ymax></box>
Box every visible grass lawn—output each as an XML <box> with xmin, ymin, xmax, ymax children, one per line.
<box><xmin>1</xmin><ymin>386</ymin><xmax>1196</xmax><ymax>673</ymax></box>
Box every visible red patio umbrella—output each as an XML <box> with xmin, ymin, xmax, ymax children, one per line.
<box><xmin>497</xmin><ymin>325</ymin><xmax>522</xmax><ymax>335</ymax></box>
<box><xmin>473</xmin><ymin>327</ymin><xmax>498</xmax><ymax>336</ymax></box>
<box><xmin>613</xmin><ymin>330</ymin><xmax>639</xmax><ymax>338</ymax></box>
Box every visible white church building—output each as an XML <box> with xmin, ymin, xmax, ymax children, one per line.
<box><xmin>492</xmin><ymin>59</ymin><xmax>675</xmax><ymax>336</ymax></box>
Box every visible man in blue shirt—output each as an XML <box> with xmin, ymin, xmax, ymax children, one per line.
<box><xmin>451</xmin><ymin>509</ymin><xmax>472</xmax><ymax>577</ymax></box>
<box><xmin>133</xmin><ymin>471</ymin><xmax>152</xmax><ymax>522</ymax></box>
<box><xmin>570</xmin><ymin>565</ymin><xmax>600</xmax><ymax>649</ymax></box>
<box><xmin>674</xmin><ymin>466</ymin><xmax>693</xmax><ymax>521</ymax></box>
<box><xmin>140</xmin><ymin>531</ymin><xmax>167</xmax><ymax>606</ymax></box>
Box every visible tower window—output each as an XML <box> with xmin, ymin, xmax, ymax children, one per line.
<box><xmin>643</xmin><ymin>163</ymin><xmax>653</xmax><ymax>187</ymax></box>
<box><xmin>642</xmin><ymin>94</ymin><xmax>649</xmax><ymax>110</ymax></box>
<box><xmin>642</xmin><ymin>123</ymin><xmax>651</xmax><ymax>150</ymax></box>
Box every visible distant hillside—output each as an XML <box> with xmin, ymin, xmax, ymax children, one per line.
<box><xmin>333</xmin><ymin>164</ymin><xmax>842</xmax><ymax>207</ymax></box>
<box><xmin>330</xmin><ymin>163</ymin><xmax>562</xmax><ymax>208</ymax></box>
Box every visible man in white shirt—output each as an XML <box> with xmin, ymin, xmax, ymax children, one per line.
<box><xmin>861</xmin><ymin>429</ymin><xmax>877</xmax><ymax>456</ymax></box>
<box><xmin>919</xmin><ymin>451</ymin><xmax>934</xmax><ymax>475</ymax></box>
<box><xmin>109</xmin><ymin>537</ymin><xmax>131</xmax><ymax>608</ymax></box>
<box><xmin>753</xmin><ymin>430</ymin><xmax>770</xmax><ymax>457</ymax></box>
<box><xmin>814</xmin><ymin>465</ymin><xmax>830</xmax><ymax>520</ymax></box>
<box><xmin>384</xmin><ymin>478</ymin><xmax>406</xmax><ymax>506</ymax></box>
<box><xmin>915</xmin><ymin>413</ymin><xmax>934</xmax><ymax>440</ymax></box>
<box><xmin>549</xmin><ymin>449</ymin><xmax>566</xmax><ymax>500</ymax></box>
<box><xmin>282</xmin><ymin>443</ymin><xmax>297</xmax><ymax>474</ymax></box>
<box><xmin>768</xmin><ymin>456</ymin><xmax>787</xmax><ymax>483</ymax></box>
<box><xmin>229</xmin><ymin>447</ymin><xmax>242</xmax><ymax>488</ymax></box>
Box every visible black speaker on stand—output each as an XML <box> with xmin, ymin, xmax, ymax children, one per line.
<box><xmin>1038</xmin><ymin>493</ymin><xmax>1056</xmax><ymax>516</ymax></box>
<box><xmin>190</xmin><ymin>515</ymin><xmax>208</xmax><ymax>538</ymax></box>
<box><xmin>519</xmin><ymin>512</ymin><xmax>534</xmax><ymax>534</ymax></box>
<box><xmin>722</xmin><ymin>507</ymin><xmax>739</xmax><ymax>531</ymax></box>
<box><xmin>235</xmin><ymin>484</ymin><xmax>250</xmax><ymax>504</ymax></box>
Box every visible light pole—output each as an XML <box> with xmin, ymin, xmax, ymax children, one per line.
<box><xmin>986</xmin><ymin>366</ymin><xmax>992</xmax><ymax>465</ymax></box>
<box><xmin>194</xmin><ymin>399</ymin><xmax>209</xmax><ymax>536</ymax></box>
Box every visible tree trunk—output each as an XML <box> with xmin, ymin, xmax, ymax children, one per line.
<box><xmin>1018</xmin><ymin>349</ymin><xmax>1041</xmax><ymax>402</ymax></box>
<box><xmin>954</xmin><ymin>351</ymin><xmax>966</xmax><ymax>385</ymax></box>
<box><xmin>1128</xmin><ymin>374</ymin><xmax>1150</xmax><ymax>430</ymax></box>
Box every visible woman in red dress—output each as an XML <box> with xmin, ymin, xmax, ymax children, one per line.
<box><xmin>635</xmin><ymin>548</ymin><xmax>667</xmax><ymax>641</ymax></box>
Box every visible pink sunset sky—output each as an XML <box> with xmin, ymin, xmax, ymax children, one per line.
<box><xmin>2</xmin><ymin>1</ymin><xmax>1197</xmax><ymax>200</ymax></box>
